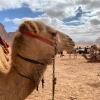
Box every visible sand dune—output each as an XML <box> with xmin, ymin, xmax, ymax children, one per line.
<box><xmin>26</xmin><ymin>54</ymin><xmax>100</xmax><ymax>100</ymax></box>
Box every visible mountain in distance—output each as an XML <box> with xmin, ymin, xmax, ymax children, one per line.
<box><xmin>0</xmin><ymin>23</ymin><xmax>8</xmax><ymax>40</ymax></box>
<box><xmin>0</xmin><ymin>23</ymin><xmax>16</xmax><ymax>43</ymax></box>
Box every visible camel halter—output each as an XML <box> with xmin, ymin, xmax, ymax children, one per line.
<box><xmin>17</xmin><ymin>54</ymin><xmax>45</xmax><ymax>65</ymax></box>
<box><xmin>14</xmin><ymin>31</ymin><xmax>57</xmax><ymax>100</ymax></box>
<box><xmin>23</xmin><ymin>31</ymin><xmax>55</xmax><ymax>46</ymax></box>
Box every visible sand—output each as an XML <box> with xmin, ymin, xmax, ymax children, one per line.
<box><xmin>26</xmin><ymin>54</ymin><xmax>100</xmax><ymax>100</ymax></box>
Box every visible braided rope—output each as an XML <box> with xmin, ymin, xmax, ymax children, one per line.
<box><xmin>52</xmin><ymin>36</ymin><xmax>57</xmax><ymax>100</ymax></box>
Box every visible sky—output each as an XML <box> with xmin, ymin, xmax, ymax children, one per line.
<box><xmin>0</xmin><ymin>0</ymin><xmax>100</xmax><ymax>42</ymax></box>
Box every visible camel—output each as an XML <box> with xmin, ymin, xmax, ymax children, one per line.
<box><xmin>82</xmin><ymin>53</ymin><xmax>100</xmax><ymax>62</ymax></box>
<box><xmin>82</xmin><ymin>45</ymin><xmax>100</xmax><ymax>62</ymax></box>
<box><xmin>0</xmin><ymin>20</ymin><xmax>75</xmax><ymax>100</ymax></box>
<box><xmin>0</xmin><ymin>20</ymin><xmax>63</xmax><ymax>100</ymax></box>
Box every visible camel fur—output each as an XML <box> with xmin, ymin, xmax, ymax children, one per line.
<box><xmin>0</xmin><ymin>20</ymin><xmax>75</xmax><ymax>100</ymax></box>
<box><xmin>0</xmin><ymin>20</ymin><xmax>60</xmax><ymax>100</ymax></box>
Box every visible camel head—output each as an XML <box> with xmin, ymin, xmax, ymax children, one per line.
<box><xmin>12</xmin><ymin>20</ymin><xmax>60</xmax><ymax>65</ymax></box>
<box><xmin>63</xmin><ymin>35</ymin><xmax>75</xmax><ymax>53</ymax></box>
<box><xmin>57</xmin><ymin>31</ymin><xmax>75</xmax><ymax>53</ymax></box>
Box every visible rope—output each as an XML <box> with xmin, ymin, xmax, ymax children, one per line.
<box><xmin>52</xmin><ymin>36</ymin><xmax>57</xmax><ymax>100</ymax></box>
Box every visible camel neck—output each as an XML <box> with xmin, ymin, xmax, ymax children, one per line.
<box><xmin>4</xmin><ymin>66</ymin><xmax>36</xmax><ymax>100</ymax></box>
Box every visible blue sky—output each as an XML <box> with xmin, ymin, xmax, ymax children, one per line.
<box><xmin>0</xmin><ymin>0</ymin><xmax>100</xmax><ymax>42</ymax></box>
<box><xmin>0</xmin><ymin>5</ymin><xmax>44</xmax><ymax>32</ymax></box>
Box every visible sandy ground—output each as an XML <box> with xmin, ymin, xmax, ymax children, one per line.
<box><xmin>26</xmin><ymin>54</ymin><xmax>100</xmax><ymax>100</ymax></box>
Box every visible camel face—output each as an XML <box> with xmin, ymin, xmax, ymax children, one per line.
<box><xmin>57</xmin><ymin>31</ymin><xmax>75</xmax><ymax>53</ymax></box>
<box><xmin>16</xmin><ymin>21</ymin><xmax>58</xmax><ymax>65</ymax></box>
<box><xmin>64</xmin><ymin>37</ymin><xmax>75</xmax><ymax>49</ymax></box>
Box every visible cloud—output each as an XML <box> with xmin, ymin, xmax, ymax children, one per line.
<box><xmin>87</xmin><ymin>0</ymin><xmax>100</xmax><ymax>9</ymax></box>
<box><xmin>4</xmin><ymin>16</ymin><xmax>64</xmax><ymax>30</ymax></box>
<box><xmin>76</xmin><ymin>0</ymin><xmax>100</xmax><ymax>10</ymax></box>
<box><xmin>0</xmin><ymin>0</ymin><xmax>23</xmax><ymax>10</ymax></box>
<box><xmin>90</xmin><ymin>19</ymin><xmax>100</xmax><ymax>25</ymax></box>
<box><xmin>76</xmin><ymin>0</ymin><xmax>91</xmax><ymax>5</ymax></box>
<box><xmin>44</xmin><ymin>3</ymin><xmax>67</xmax><ymax>19</ymax></box>
<box><xmin>63</xmin><ymin>6</ymin><xmax>91</xmax><ymax>27</ymax></box>
<box><xmin>96</xmin><ymin>11</ymin><xmax>100</xmax><ymax>17</ymax></box>
<box><xmin>0</xmin><ymin>0</ymin><xmax>76</xmax><ymax>18</ymax></box>
<box><xmin>24</xmin><ymin>0</ymin><xmax>76</xmax><ymax>20</ymax></box>
<box><xmin>4</xmin><ymin>17</ymin><xmax>36</xmax><ymax>25</ymax></box>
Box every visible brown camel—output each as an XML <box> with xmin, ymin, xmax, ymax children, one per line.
<box><xmin>0</xmin><ymin>20</ymin><xmax>62</xmax><ymax>100</ymax></box>
<box><xmin>82</xmin><ymin>53</ymin><xmax>100</xmax><ymax>62</ymax></box>
<box><xmin>82</xmin><ymin>45</ymin><xmax>100</xmax><ymax>62</ymax></box>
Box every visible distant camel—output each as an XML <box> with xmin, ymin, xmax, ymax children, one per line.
<box><xmin>82</xmin><ymin>45</ymin><xmax>100</xmax><ymax>62</ymax></box>
<box><xmin>0</xmin><ymin>20</ymin><xmax>63</xmax><ymax>100</ymax></box>
<box><xmin>82</xmin><ymin>53</ymin><xmax>100</xmax><ymax>62</ymax></box>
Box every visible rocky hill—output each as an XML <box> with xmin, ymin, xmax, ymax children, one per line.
<box><xmin>0</xmin><ymin>23</ymin><xmax>16</xmax><ymax>44</ymax></box>
<box><xmin>0</xmin><ymin>23</ymin><xmax>7</xmax><ymax>40</ymax></box>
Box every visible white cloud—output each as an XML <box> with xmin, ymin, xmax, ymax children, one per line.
<box><xmin>76</xmin><ymin>0</ymin><xmax>100</xmax><ymax>10</ymax></box>
<box><xmin>87</xmin><ymin>0</ymin><xmax>100</xmax><ymax>9</ymax></box>
<box><xmin>0</xmin><ymin>0</ymin><xmax>23</xmax><ymax>10</ymax></box>
<box><xmin>90</xmin><ymin>19</ymin><xmax>100</xmax><ymax>25</ymax></box>
<box><xmin>4</xmin><ymin>17</ymin><xmax>35</xmax><ymax>25</ymax></box>
<box><xmin>0</xmin><ymin>0</ymin><xmax>76</xmax><ymax>18</ymax></box>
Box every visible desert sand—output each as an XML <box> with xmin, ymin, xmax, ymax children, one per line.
<box><xmin>26</xmin><ymin>54</ymin><xmax>100</xmax><ymax>100</ymax></box>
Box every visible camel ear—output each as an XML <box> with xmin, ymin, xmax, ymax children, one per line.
<box><xmin>18</xmin><ymin>23</ymin><xmax>29</xmax><ymax>34</ymax></box>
